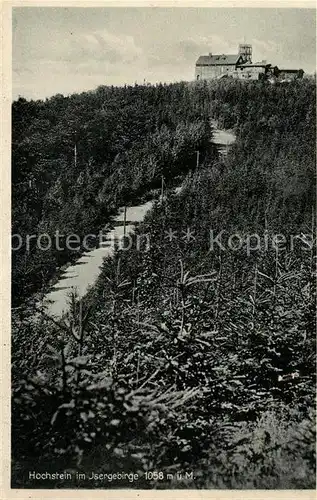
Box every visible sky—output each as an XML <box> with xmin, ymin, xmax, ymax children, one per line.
<box><xmin>12</xmin><ymin>7</ymin><xmax>316</xmax><ymax>100</ymax></box>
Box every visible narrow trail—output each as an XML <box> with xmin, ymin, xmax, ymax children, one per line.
<box><xmin>210</xmin><ymin>119</ymin><xmax>236</xmax><ymax>157</ymax></box>
<box><xmin>43</xmin><ymin>124</ymin><xmax>236</xmax><ymax>318</ymax></box>
<box><xmin>43</xmin><ymin>201</ymin><xmax>153</xmax><ymax>317</ymax></box>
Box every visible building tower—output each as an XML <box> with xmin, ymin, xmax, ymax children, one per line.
<box><xmin>238</xmin><ymin>44</ymin><xmax>252</xmax><ymax>64</ymax></box>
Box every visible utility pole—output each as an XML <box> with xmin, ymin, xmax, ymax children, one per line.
<box><xmin>161</xmin><ymin>175</ymin><xmax>164</xmax><ymax>201</ymax></box>
<box><xmin>196</xmin><ymin>150</ymin><xmax>200</xmax><ymax>169</ymax></box>
<box><xmin>123</xmin><ymin>206</ymin><xmax>127</xmax><ymax>237</ymax></box>
<box><xmin>74</xmin><ymin>143</ymin><xmax>77</xmax><ymax>169</ymax></box>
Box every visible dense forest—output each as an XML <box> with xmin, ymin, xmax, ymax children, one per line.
<box><xmin>12</xmin><ymin>78</ymin><xmax>316</xmax><ymax>488</ymax></box>
<box><xmin>12</xmin><ymin>84</ymin><xmax>213</xmax><ymax>305</ymax></box>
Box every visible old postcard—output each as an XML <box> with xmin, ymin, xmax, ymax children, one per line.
<box><xmin>1</xmin><ymin>0</ymin><xmax>316</xmax><ymax>498</ymax></box>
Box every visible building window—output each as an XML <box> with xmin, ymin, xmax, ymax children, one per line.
<box><xmin>197</xmin><ymin>75</ymin><xmax>200</xmax><ymax>80</ymax></box>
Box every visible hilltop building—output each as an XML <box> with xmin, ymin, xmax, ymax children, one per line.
<box><xmin>195</xmin><ymin>44</ymin><xmax>303</xmax><ymax>82</ymax></box>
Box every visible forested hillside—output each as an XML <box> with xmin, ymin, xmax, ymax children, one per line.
<box><xmin>12</xmin><ymin>78</ymin><xmax>316</xmax><ymax>488</ymax></box>
<box><xmin>12</xmin><ymin>83</ymin><xmax>213</xmax><ymax>305</ymax></box>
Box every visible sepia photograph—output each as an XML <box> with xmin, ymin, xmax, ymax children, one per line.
<box><xmin>8</xmin><ymin>2</ymin><xmax>316</xmax><ymax>492</ymax></box>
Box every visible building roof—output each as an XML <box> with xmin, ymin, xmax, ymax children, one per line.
<box><xmin>239</xmin><ymin>61</ymin><xmax>270</xmax><ymax>68</ymax></box>
<box><xmin>279</xmin><ymin>68</ymin><xmax>302</xmax><ymax>73</ymax></box>
<box><xmin>196</xmin><ymin>54</ymin><xmax>241</xmax><ymax>66</ymax></box>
